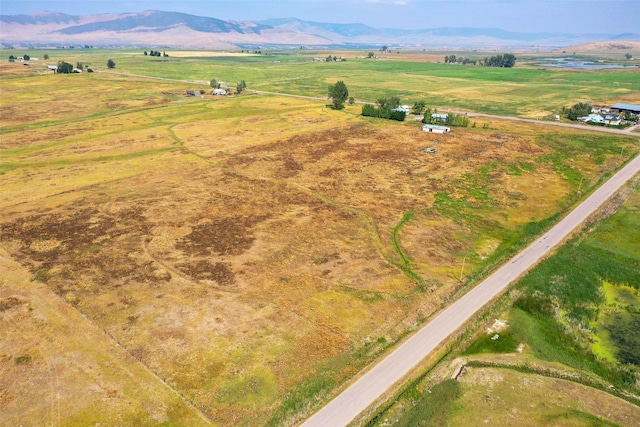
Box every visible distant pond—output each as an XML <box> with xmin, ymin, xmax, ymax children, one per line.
<box><xmin>535</xmin><ymin>57</ymin><xmax>639</xmax><ymax>69</ymax></box>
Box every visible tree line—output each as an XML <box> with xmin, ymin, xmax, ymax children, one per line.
<box><xmin>144</xmin><ymin>50</ymin><xmax>168</xmax><ymax>57</ymax></box>
<box><xmin>362</xmin><ymin>104</ymin><xmax>406</xmax><ymax>121</ymax></box>
<box><xmin>445</xmin><ymin>53</ymin><xmax>516</xmax><ymax>68</ymax></box>
<box><xmin>209</xmin><ymin>78</ymin><xmax>247</xmax><ymax>95</ymax></box>
<box><xmin>423</xmin><ymin>109</ymin><xmax>470</xmax><ymax>127</ymax></box>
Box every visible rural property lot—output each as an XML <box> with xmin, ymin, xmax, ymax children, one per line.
<box><xmin>1</xmin><ymin>56</ymin><xmax>639</xmax><ymax>425</ymax></box>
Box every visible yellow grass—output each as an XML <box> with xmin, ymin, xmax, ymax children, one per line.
<box><xmin>1</xmin><ymin>63</ymin><xmax>637</xmax><ymax>425</ymax></box>
<box><xmin>451</xmin><ymin>366</ymin><xmax>640</xmax><ymax>426</ymax></box>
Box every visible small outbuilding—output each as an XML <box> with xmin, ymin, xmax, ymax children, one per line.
<box><xmin>212</xmin><ymin>89</ymin><xmax>227</xmax><ymax>95</ymax></box>
<box><xmin>393</xmin><ymin>105</ymin><xmax>411</xmax><ymax>114</ymax></box>
<box><xmin>422</xmin><ymin>124</ymin><xmax>450</xmax><ymax>133</ymax></box>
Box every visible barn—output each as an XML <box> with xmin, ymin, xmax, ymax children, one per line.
<box><xmin>611</xmin><ymin>103</ymin><xmax>640</xmax><ymax>115</ymax></box>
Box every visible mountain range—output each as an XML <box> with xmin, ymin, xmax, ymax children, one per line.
<box><xmin>1</xmin><ymin>10</ymin><xmax>638</xmax><ymax>50</ymax></box>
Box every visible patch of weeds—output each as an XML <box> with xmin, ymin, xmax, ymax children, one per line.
<box><xmin>313</xmin><ymin>256</ymin><xmax>329</xmax><ymax>265</ymax></box>
<box><xmin>266</xmin><ymin>373</ymin><xmax>336</xmax><ymax>427</ymax></box>
<box><xmin>519</xmin><ymin>161</ymin><xmax>535</xmax><ymax>172</ymax></box>
<box><xmin>605</xmin><ymin>313</ymin><xmax>640</xmax><ymax>365</ymax></box>
<box><xmin>506</xmin><ymin>163</ymin><xmax>524</xmax><ymax>176</ymax></box>
<box><xmin>391</xmin><ymin>379</ymin><xmax>462</xmax><ymax>427</ymax></box>
<box><xmin>464</xmin><ymin>330</ymin><xmax>520</xmax><ymax>355</ymax></box>
<box><xmin>338</xmin><ymin>285</ymin><xmax>383</xmax><ymax>303</ymax></box>
<box><xmin>509</xmin><ymin>308</ymin><xmax>635</xmax><ymax>388</ymax></box>
<box><xmin>543</xmin><ymin>410</ymin><xmax>620</xmax><ymax>426</ymax></box>
<box><xmin>31</xmin><ymin>268</ymin><xmax>50</xmax><ymax>283</ymax></box>
<box><xmin>15</xmin><ymin>355</ymin><xmax>32</xmax><ymax>365</ymax></box>
<box><xmin>392</xmin><ymin>212</ymin><xmax>414</xmax><ymax>267</ymax></box>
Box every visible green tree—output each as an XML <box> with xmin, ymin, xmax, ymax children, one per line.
<box><xmin>362</xmin><ymin>104</ymin><xmax>377</xmax><ymax>117</ymax></box>
<box><xmin>328</xmin><ymin>80</ymin><xmax>349</xmax><ymax>110</ymax></box>
<box><xmin>502</xmin><ymin>53</ymin><xmax>517</xmax><ymax>67</ymax></box>
<box><xmin>348</xmin><ymin>97</ymin><xmax>355</xmax><ymax>105</ymax></box>
<box><xmin>389</xmin><ymin>110</ymin><xmax>406</xmax><ymax>121</ymax></box>
<box><xmin>210</xmin><ymin>79</ymin><xmax>219</xmax><ymax>88</ymax></box>
<box><xmin>376</xmin><ymin>96</ymin><xmax>400</xmax><ymax>110</ymax></box>
<box><xmin>484</xmin><ymin>53</ymin><xmax>517</xmax><ymax>67</ymax></box>
<box><xmin>446</xmin><ymin>113</ymin><xmax>470</xmax><ymax>127</ymax></box>
<box><xmin>367</xmin><ymin>51</ymin><xmax>375</xmax><ymax>58</ymax></box>
<box><xmin>107</xmin><ymin>59</ymin><xmax>116</xmax><ymax>69</ymax></box>
<box><xmin>412</xmin><ymin>100</ymin><xmax>426</xmax><ymax>115</ymax></box>
<box><xmin>236</xmin><ymin>80</ymin><xmax>246</xmax><ymax>94</ymax></box>
<box><xmin>43</xmin><ymin>53</ymin><xmax>49</xmax><ymax>60</ymax></box>
<box><xmin>625</xmin><ymin>53</ymin><xmax>633</xmax><ymax>60</ymax></box>
<box><xmin>564</xmin><ymin>102</ymin><xmax>592</xmax><ymax>121</ymax></box>
<box><xmin>422</xmin><ymin>107</ymin><xmax>433</xmax><ymax>124</ymax></box>
<box><xmin>56</xmin><ymin>61</ymin><xmax>74</xmax><ymax>74</ymax></box>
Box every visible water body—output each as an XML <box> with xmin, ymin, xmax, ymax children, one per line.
<box><xmin>535</xmin><ymin>57</ymin><xmax>639</xmax><ymax>69</ymax></box>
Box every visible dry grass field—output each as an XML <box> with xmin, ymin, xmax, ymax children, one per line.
<box><xmin>1</xmin><ymin>59</ymin><xmax>638</xmax><ymax>425</ymax></box>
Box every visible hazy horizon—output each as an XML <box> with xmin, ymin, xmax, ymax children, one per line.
<box><xmin>1</xmin><ymin>0</ymin><xmax>638</xmax><ymax>34</ymax></box>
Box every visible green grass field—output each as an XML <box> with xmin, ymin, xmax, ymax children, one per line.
<box><xmin>12</xmin><ymin>48</ymin><xmax>640</xmax><ymax>118</ymax></box>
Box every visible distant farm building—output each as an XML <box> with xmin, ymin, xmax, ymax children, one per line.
<box><xmin>611</xmin><ymin>103</ymin><xmax>640</xmax><ymax>115</ymax></box>
<box><xmin>422</xmin><ymin>124</ymin><xmax>450</xmax><ymax>133</ymax></box>
<box><xmin>393</xmin><ymin>105</ymin><xmax>411</xmax><ymax>114</ymax></box>
<box><xmin>604</xmin><ymin>114</ymin><xmax>621</xmax><ymax>125</ymax></box>
<box><xmin>431</xmin><ymin>113</ymin><xmax>449</xmax><ymax>122</ymax></box>
<box><xmin>212</xmin><ymin>89</ymin><xmax>227</xmax><ymax>95</ymax></box>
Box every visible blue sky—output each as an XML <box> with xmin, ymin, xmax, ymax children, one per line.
<box><xmin>1</xmin><ymin>0</ymin><xmax>638</xmax><ymax>33</ymax></box>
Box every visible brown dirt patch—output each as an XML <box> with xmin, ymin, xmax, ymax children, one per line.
<box><xmin>175</xmin><ymin>260</ymin><xmax>235</xmax><ymax>286</ymax></box>
<box><xmin>177</xmin><ymin>215</ymin><xmax>269</xmax><ymax>256</ymax></box>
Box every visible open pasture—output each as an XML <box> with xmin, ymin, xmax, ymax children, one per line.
<box><xmin>1</xmin><ymin>52</ymin><xmax>639</xmax><ymax>425</ymax></box>
<box><xmin>11</xmin><ymin>48</ymin><xmax>640</xmax><ymax>118</ymax></box>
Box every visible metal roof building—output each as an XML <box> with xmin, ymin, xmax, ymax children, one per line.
<box><xmin>611</xmin><ymin>103</ymin><xmax>640</xmax><ymax>114</ymax></box>
<box><xmin>422</xmin><ymin>124</ymin><xmax>450</xmax><ymax>133</ymax></box>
